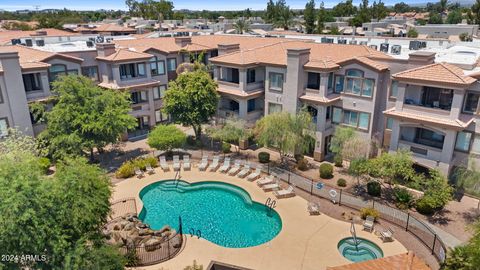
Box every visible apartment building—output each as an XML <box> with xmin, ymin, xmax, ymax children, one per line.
<box><xmin>0</xmin><ymin>34</ymin><xmax>479</xmax><ymax>176</ymax></box>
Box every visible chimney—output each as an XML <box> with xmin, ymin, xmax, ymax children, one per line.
<box><xmin>174</xmin><ymin>36</ymin><xmax>192</xmax><ymax>47</ymax></box>
<box><xmin>218</xmin><ymin>43</ymin><xmax>240</xmax><ymax>55</ymax></box>
<box><xmin>284</xmin><ymin>48</ymin><xmax>310</xmax><ymax>114</ymax></box>
<box><xmin>96</xmin><ymin>43</ymin><xmax>116</xmax><ymax>58</ymax></box>
<box><xmin>408</xmin><ymin>51</ymin><xmax>435</xmax><ymax>65</ymax></box>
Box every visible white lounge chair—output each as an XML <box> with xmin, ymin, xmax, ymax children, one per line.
<box><xmin>135</xmin><ymin>167</ymin><xmax>144</xmax><ymax>178</ymax></box>
<box><xmin>257</xmin><ymin>175</ymin><xmax>275</xmax><ymax>186</ymax></box>
<box><xmin>237</xmin><ymin>164</ymin><xmax>251</xmax><ymax>178</ymax></box>
<box><xmin>218</xmin><ymin>158</ymin><xmax>231</xmax><ymax>173</ymax></box>
<box><xmin>145</xmin><ymin>164</ymin><xmax>155</xmax><ymax>175</ymax></box>
<box><xmin>274</xmin><ymin>185</ymin><xmax>295</xmax><ymax>199</ymax></box>
<box><xmin>228</xmin><ymin>160</ymin><xmax>242</xmax><ymax>176</ymax></box>
<box><xmin>380</xmin><ymin>227</ymin><xmax>394</xmax><ymax>242</ymax></box>
<box><xmin>247</xmin><ymin>168</ymin><xmax>261</xmax><ymax>181</ymax></box>
<box><xmin>159</xmin><ymin>156</ymin><xmax>169</xmax><ymax>171</ymax></box>
<box><xmin>262</xmin><ymin>181</ymin><xmax>280</xmax><ymax>192</ymax></box>
<box><xmin>307</xmin><ymin>202</ymin><xmax>320</xmax><ymax>215</ymax></box>
<box><xmin>183</xmin><ymin>155</ymin><xmax>191</xmax><ymax>171</ymax></box>
<box><xmin>198</xmin><ymin>156</ymin><xmax>208</xmax><ymax>171</ymax></box>
<box><xmin>173</xmin><ymin>155</ymin><xmax>181</xmax><ymax>171</ymax></box>
<box><xmin>208</xmin><ymin>155</ymin><xmax>220</xmax><ymax>172</ymax></box>
<box><xmin>363</xmin><ymin>216</ymin><xmax>375</xmax><ymax>232</ymax></box>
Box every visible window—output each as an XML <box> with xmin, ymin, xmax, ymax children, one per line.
<box><xmin>49</xmin><ymin>64</ymin><xmax>67</xmax><ymax>81</ymax></box>
<box><xmin>331</xmin><ymin>107</ymin><xmax>370</xmax><ymax>130</ymax></box>
<box><xmin>167</xmin><ymin>58</ymin><xmax>177</xmax><ymax>72</ymax></box>
<box><xmin>327</xmin><ymin>72</ymin><xmax>334</xmax><ymax>93</ymax></box>
<box><xmin>153</xmin><ymin>85</ymin><xmax>167</xmax><ymax>100</ymax></box>
<box><xmin>326</xmin><ymin>106</ymin><xmax>331</xmax><ymax>120</ymax></box>
<box><xmin>334</xmin><ymin>75</ymin><xmax>344</xmax><ymax>93</ymax></box>
<box><xmin>269</xmin><ymin>72</ymin><xmax>284</xmax><ymax>91</ymax></box>
<box><xmin>472</xmin><ymin>135</ymin><xmax>480</xmax><ymax>154</ymax></box>
<box><xmin>344</xmin><ymin>69</ymin><xmax>374</xmax><ymax>97</ymax></box>
<box><xmin>81</xmin><ymin>66</ymin><xmax>99</xmax><ymax>81</ymax></box>
<box><xmin>421</xmin><ymin>87</ymin><xmax>453</xmax><ymax>110</ymax></box>
<box><xmin>386</xmin><ymin>117</ymin><xmax>394</xmax><ymax>130</ymax></box>
<box><xmin>307</xmin><ymin>72</ymin><xmax>320</xmax><ymax>89</ymax></box>
<box><xmin>390</xmin><ymin>80</ymin><xmax>398</xmax><ymax>98</ymax></box>
<box><xmin>131</xmin><ymin>91</ymin><xmax>148</xmax><ymax>104</ymax></box>
<box><xmin>120</xmin><ymin>63</ymin><xmax>146</xmax><ymax>80</ymax></box>
<box><xmin>268</xmin><ymin>102</ymin><xmax>282</xmax><ymax>114</ymax></box>
<box><xmin>358</xmin><ymin>112</ymin><xmax>369</xmax><ymax>129</ymax></box>
<box><xmin>155</xmin><ymin>110</ymin><xmax>168</xmax><ymax>123</ymax></box>
<box><xmin>343</xmin><ymin>110</ymin><xmax>359</xmax><ymax>126</ymax></box>
<box><xmin>247</xmin><ymin>69</ymin><xmax>256</xmax><ymax>84</ymax></box>
<box><xmin>463</xmin><ymin>92</ymin><xmax>480</xmax><ymax>114</ymax></box>
<box><xmin>247</xmin><ymin>99</ymin><xmax>256</xmax><ymax>112</ymax></box>
<box><xmin>332</xmin><ymin>107</ymin><xmax>342</xmax><ymax>123</ymax></box>
<box><xmin>415</xmin><ymin>128</ymin><xmax>444</xmax><ymax>149</ymax></box>
<box><xmin>455</xmin><ymin>131</ymin><xmax>472</xmax><ymax>152</ymax></box>
<box><xmin>22</xmin><ymin>73</ymin><xmax>42</xmax><ymax>92</ymax></box>
<box><xmin>221</xmin><ymin>68</ymin><xmax>239</xmax><ymax>83</ymax></box>
<box><xmin>0</xmin><ymin>86</ymin><xmax>3</xmax><ymax>104</ymax></box>
<box><xmin>0</xmin><ymin>118</ymin><xmax>8</xmax><ymax>137</ymax></box>
<box><xmin>149</xmin><ymin>57</ymin><xmax>165</xmax><ymax>76</ymax></box>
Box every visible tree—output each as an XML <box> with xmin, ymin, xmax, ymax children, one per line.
<box><xmin>316</xmin><ymin>1</ymin><xmax>326</xmax><ymax>33</ymax></box>
<box><xmin>304</xmin><ymin>0</ymin><xmax>316</xmax><ymax>34</ymax></box>
<box><xmin>329</xmin><ymin>26</ymin><xmax>341</xmax><ymax>35</ymax></box>
<box><xmin>393</xmin><ymin>2</ymin><xmax>411</xmax><ymax>13</ymax></box>
<box><xmin>443</xmin><ymin>221</ymin><xmax>480</xmax><ymax>270</ymax></box>
<box><xmin>446</xmin><ymin>9</ymin><xmax>463</xmax><ymax>24</ymax></box>
<box><xmin>147</xmin><ymin>125</ymin><xmax>186</xmax><ymax>153</ymax></box>
<box><xmin>352</xmin><ymin>0</ymin><xmax>371</xmax><ymax>26</ymax></box>
<box><xmin>472</xmin><ymin>0</ymin><xmax>480</xmax><ymax>25</ymax></box>
<box><xmin>0</xmin><ymin>132</ymin><xmax>124</xmax><ymax>269</ymax></box>
<box><xmin>371</xmin><ymin>0</ymin><xmax>388</xmax><ymax>20</ymax></box>
<box><xmin>207</xmin><ymin>117</ymin><xmax>251</xmax><ymax>153</ymax></box>
<box><xmin>452</xmin><ymin>161</ymin><xmax>480</xmax><ymax>197</ymax></box>
<box><xmin>41</xmin><ymin>75</ymin><xmax>136</xmax><ymax>161</ymax></box>
<box><xmin>429</xmin><ymin>12</ymin><xmax>443</xmax><ymax>24</ymax></box>
<box><xmin>275</xmin><ymin>1</ymin><xmax>293</xmax><ymax>30</ymax></box>
<box><xmin>254</xmin><ymin>110</ymin><xmax>314</xmax><ymax>163</ymax></box>
<box><xmin>341</xmin><ymin>136</ymin><xmax>370</xmax><ymax>161</ymax></box>
<box><xmin>332</xmin><ymin>0</ymin><xmax>357</xmax><ymax>17</ymax></box>
<box><xmin>163</xmin><ymin>70</ymin><xmax>219</xmax><ymax>140</ymax></box>
<box><xmin>367</xmin><ymin>150</ymin><xmax>416</xmax><ymax>183</ymax></box>
<box><xmin>407</xmin><ymin>28</ymin><xmax>418</xmax><ymax>37</ymax></box>
<box><xmin>330</xmin><ymin>126</ymin><xmax>356</xmax><ymax>162</ymax></box>
<box><xmin>265</xmin><ymin>0</ymin><xmax>277</xmax><ymax>23</ymax></box>
<box><xmin>233</xmin><ymin>19</ymin><xmax>251</xmax><ymax>34</ymax></box>
<box><xmin>125</xmin><ymin>0</ymin><xmax>174</xmax><ymax>20</ymax></box>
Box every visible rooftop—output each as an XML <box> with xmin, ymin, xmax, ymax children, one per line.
<box><xmin>0</xmin><ymin>45</ymin><xmax>83</xmax><ymax>70</ymax></box>
<box><xmin>0</xmin><ymin>28</ymin><xmax>76</xmax><ymax>45</ymax></box>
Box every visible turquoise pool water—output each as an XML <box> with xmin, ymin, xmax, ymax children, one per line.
<box><xmin>338</xmin><ymin>237</ymin><xmax>384</xmax><ymax>262</ymax></box>
<box><xmin>139</xmin><ymin>180</ymin><xmax>282</xmax><ymax>248</ymax></box>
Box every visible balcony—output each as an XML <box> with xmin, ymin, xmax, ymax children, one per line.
<box><xmin>218</xmin><ymin>108</ymin><xmax>239</xmax><ymax>118</ymax></box>
<box><xmin>403</xmin><ymin>86</ymin><xmax>453</xmax><ymax>111</ymax></box>
<box><xmin>398</xmin><ymin>126</ymin><xmax>444</xmax><ymax>161</ymax></box>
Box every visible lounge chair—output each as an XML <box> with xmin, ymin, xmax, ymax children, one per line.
<box><xmin>237</xmin><ymin>164</ymin><xmax>251</xmax><ymax>178</ymax></box>
<box><xmin>218</xmin><ymin>157</ymin><xmax>231</xmax><ymax>173</ymax></box>
<box><xmin>134</xmin><ymin>167</ymin><xmax>144</xmax><ymax>178</ymax></box>
<box><xmin>274</xmin><ymin>185</ymin><xmax>295</xmax><ymax>199</ymax></box>
<box><xmin>159</xmin><ymin>156</ymin><xmax>169</xmax><ymax>171</ymax></box>
<box><xmin>173</xmin><ymin>155</ymin><xmax>181</xmax><ymax>171</ymax></box>
<box><xmin>198</xmin><ymin>156</ymin><xmax>208</xmax><ymax>171</ymax></box>
<box><xmin>262</xmin><ymin>181</ymin><xmax>280</xmax><ymax>192</ymax></box>
<box><xmin>257</xmin><ymin>175</ymin><xmax>276</xmax><ymax>186</ymax></box>
<box><xmin>380</xmin><ymin>227</ymin><xmax>394</xmax><ymax>242</ymax></box>
<box><xmin>307</xmin><ymin>202</ymin><xmax>320</xmax><ymax>215</ymax></box>
<box><xmin>363</xmin><ymin>216</ymin><xmax>375</xmax><ymax>232</ymax></box>
<box><xmin>228</xmin><ymin>160</ymin><xmax>242</xmax><ymax>176</ymax></box>
<box><xmin>145</xmin><ymin>164</ymin><xmax>155</xmax><ymax>175</ymax></box>
<box><xmin>208</xmin><ymin>155</ymin><xmax>220</xmax><ymax>172</ymax></box>
<box><xmin>247</xmin><ymin>168</ymin><xmax>261</xmax><ymax>181</ymax></box>
<box><xmin>183</xmin><ymin>155</ymin><xmax>191</xmax><ymax>171</ymax></box>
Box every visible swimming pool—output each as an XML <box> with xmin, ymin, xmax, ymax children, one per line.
<box><xmin>337</xmin><ymin>237</ymin><xmax>384</xmax><ymax>262</ymax></box>
<box><xmin>139</xmin><ymin>180</ymin><xmax>282</xmax><ymax>248</ymax></box>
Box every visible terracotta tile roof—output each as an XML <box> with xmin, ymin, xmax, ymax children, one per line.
<box><xmin>384</xmin><ymin>108</ymin><xmax>475</xmax><ymax>130</ymax></box>
<box><xmin>96</xmin><ymin>48</ymin><xmax>153</xmax><ymax>62</ymax></box>
<box><xmin>74</xmin><ymin>24</ymin><xmax>136</xmax><ymax>33</ymax></box>
<box><xmin>216</xmin><ymin>87</ymin><xmax>264</xmax><ymax>98</ymax></box>
<box><xmin>326</xmin><ymin>251</ymin><xmax>431</xmax><ymax>270</ymax></box>
<box><xmin>392</xmin><ymin>62</ymin><xmax>477</xmax><ymax>88</ymax></box>
<box><xmin>0</xmin><ymin>28</ymin><xmax>76</xmax><ymax>45</ymax></box>
<box><xmin>337</xmin><ymin>56</ymin><xmax>389</xmax><ymax>71</ymax></box>
<box><xmin>304</xmin><ymin>59</ymin><xmax>339</xmax><ymax>71</ymax></box>
<box><xmin>0</xmin><ymin>45</ymin><xmax>82</xmax><ymax>70</ymax></box>
<box><xmin>299</xmin><ymin>94</ymin><xmax>341</xmax><ymax>105</ymax></box>
<box><xmin>98</xmin><ymin>78</ymin><xmax>161</xmax><ymax>90</ymax></box>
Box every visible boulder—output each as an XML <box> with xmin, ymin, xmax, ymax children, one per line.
<box><xmin>123</xmin><ymin>222</ymin><xmax>134</xmax><ymax>231</ymax></box>
<box><xmin>144</xmin><ymin>238</ymin><xmax>162</xmax><ymax>251</ymax></box>
<box><xmin>158</xmin><ymin>225</ymin><xmax>171</xmax><ymax>234</ymax></box>
<box><xmin>138</xmin><ymin>228</ymin><xmax>153</xmax><ymax>236</ymax></box>
<box><xmin>171</xmin><ymin>236</ymin><xmax>182</xmax><ymax>248</ymax></box>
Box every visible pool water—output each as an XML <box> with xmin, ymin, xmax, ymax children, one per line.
<box><xmin>338</xmin><ymin>237</ymin><xmax>384</xmax><ymax>262</ymax></box>
<box><xmin>139</xmin><ymin>180</ymin><xmax>282</xmax><ymax>248</ymax></box>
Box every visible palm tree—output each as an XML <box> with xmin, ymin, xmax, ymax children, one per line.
<box><xmin>275</xmin><ymin>6</ymin><xmax>293</xmax><ymax>30</ymax></box>
<box><xmin>233</xmin><ymin>19</ymin><xmax>251</xmax><ymax>34</ymax></box>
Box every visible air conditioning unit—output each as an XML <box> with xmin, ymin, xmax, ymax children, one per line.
<box><xmin>349</xmin><ymin>40</ymin><xmax>357</xmax><ymax>45</ymax></box>
<box><xmin>321</xmin><ymin>37</ymin><xmax>328</xmax><ymax>43</ymax></box>
<box><xmin>86</xmin><ymin>41</ymin><xmax>94</xmax><ymax>47</ymax></box>
<box><xmin>95</xmin><ymin>36</ymin><xmax>105</xmax><ymax>43</ymax></box>
<box><xmin>35</xmin><ymin>40</ymin><xmax>45</xmax><ymax>46</ymax></box>
<box><xmin>380</xmin><ymin>43</ymin><xmax>389</xmax><ymax>52</ymax></box>
<box><xmin>25</xmin><ymin>39</ymin><xmax>33</xmax><ymax>47</ymax></box>
<box><xmin>391</xmin><ymin>45</ymin><xmax>401</xmax><ymax>55</ymax></box>
<box><xmin>338</xmin><ymin>39</ymin><xmax>347</xmax><ymax>44</ymax></box>
<box><xmin>11</xmin><ymin>39</ymin><xmax>21</xmax><ymax>45</ymax></box>
<box><xmin>409</xmin><ymin>41</ymin><xmax>420</xmax><ymax>50</ymax></box>
<box><xmin>359</xmin><ymin>41</ymin><xmax>368</xmax><ymax>45</ymax></box>
<box><xmin>369</xmin><ymin>44</ymin><xmax>378</xmax><ymax>50</ymax></box>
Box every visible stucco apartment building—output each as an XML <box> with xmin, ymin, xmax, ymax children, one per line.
<box><xmin>0</xmin><ymin>34</ymin><xmax>480</xmax><ymax>176</ymax></box>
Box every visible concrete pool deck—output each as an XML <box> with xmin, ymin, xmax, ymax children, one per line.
<box><xmin>112</xmin><ymin>167</ymin><xmax>407</xmax><ymax>270</ymax></box>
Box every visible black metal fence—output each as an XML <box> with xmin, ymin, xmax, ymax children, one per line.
<box><xmin>108</xmin><ymin>198</ymin><xmax>184</xmax><ymax>266</ymax></box>
<box><xmin>263</xmin><ymin>164</ymin><xmax>447</xmax><ymax>263</ymax></box>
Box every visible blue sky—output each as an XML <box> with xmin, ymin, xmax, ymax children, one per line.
<box><xmin>0</xmin><ymin>0</ymin><xmax>432</xmax><ymax>11</ymax></box>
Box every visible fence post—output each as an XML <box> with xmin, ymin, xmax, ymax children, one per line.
<box><xmin>288</xmin><ymin>173</ymin><xmax>291</xmax><ymax>184</ymax></box>
<box><xmin>268</xmin><ymin>162</ymin><xmax>270</xmax><ymax>174</ymax></box>
<box><xmin>339</xmin><ymin>189</ymin><xmax>342</xmax><ymax>206</ymax></box>
<box><xmin>372</xmin><ymin>200</ymin><xmax>375</xmax><ymax>209</ymax></box>
<box><xmin>405</xmin><ymin>213</ymin><xmax>410</xmax><ymax>231</ymax></box>
<box><xmin>310</xmin><ymin>181</ymin><xmax>313</xmax><ymax>195</ymax></box>
<box><xmin>432</xmin><ymin>234</ymin><xmax>437</xmax><ymax>255</ymax></box>
<box><xmin>167</xmin><ymin>239</ymin><xmax>171</xmax><ymax>259</ymax></box>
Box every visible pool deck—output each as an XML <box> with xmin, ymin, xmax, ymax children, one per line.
<box><xmin>112</xmin><ymin>167</ymin><xmax>407</xmax><ymax>270</ymax></box>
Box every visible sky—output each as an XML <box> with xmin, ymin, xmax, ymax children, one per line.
<box><xmin>0</xmin><ymin>0</ymin><xmax>439</xmax><ymax>11</ymax></box>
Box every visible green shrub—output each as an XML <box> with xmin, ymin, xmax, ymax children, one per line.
<box><xmin>337</xmin><ymin>178</ymin><xmax>347</xmax><ymax>187</ymax></box>
<box><xmin>393</xmin><ymin>187</ymin><xmax>414</xmax><ymax>209</ymax></box>
<box><xmin>222</xmin><ymin>142</ymin><xmax>231</xmax><ymax>153</ymax></box>
<box><xmin>38</xmin><ymin>157</ymin><xmax>51</xmax><ymax>174</ymax></box>
<box><xmin>258</xmin><ymin>152</ymin><xmax>270</xmax><ymax>163</ymax></box>
<box><xmin>360</xmin><ymin>207</ymin><xmax>380</xmax><ymax>220</ymax></box>
<box><xmin>319</xmin><ymin>163</ymin><xmax>333</xmax><ymax>179</ymax></box>
<box><xmin>367</xmin><ymin>181</ymin><xmax>381</xmax><ymax>197</ymax></box>
<box><xmin>294</xmin><ymin>154</ymin><xmax>304</xmax><ymax>162</ymax></box>
<box><xmin>415</xmin><ymin>196</ymin><xmax>436</xmax><ymax>215</ymax></box>
<box><xmin>115</xmin><ymin>161</ymin><xmax>135</xmax><ymax>178</ymax></box>
<box><xmin>297</xmin><ymin>158</ymin><xmax>308</xmax><ymax>171</ymax></box>
<box><xmin>334</xmin><ymin>155</ymin><xmax>343</xmax><ymax>167</ymax></box>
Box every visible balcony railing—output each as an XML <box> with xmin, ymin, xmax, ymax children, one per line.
<box><xmin>398</xmin><ymin>140</ymin><xmax>443</xmax><ymax>161</ymax></box>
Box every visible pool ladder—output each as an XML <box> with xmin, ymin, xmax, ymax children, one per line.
<box><xmin>265</xmin><ymin>197</ymin><xmax>277</xmax><ymax>216</ymax></box>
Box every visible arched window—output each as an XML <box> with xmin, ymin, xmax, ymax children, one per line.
<box><xmin>344</xmin><ymin>69</ymin><xmax>374</xmax><ymax>97</ymax></box>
